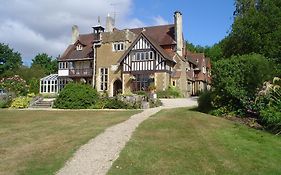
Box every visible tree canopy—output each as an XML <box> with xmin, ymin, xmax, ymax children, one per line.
<box><xmin>31</xmin><ymin>53</ymin><xmax>57</xmax><ymax>75</ymax></box>
<box><xmin>222</xmin><ymin>0</ymin><xmax>281</xmax><ymax>60</ymax></box>
<box><xmin>0</xmin><ymin>43</ymin><xmax>22</xmax><ymax>75</ymax></box>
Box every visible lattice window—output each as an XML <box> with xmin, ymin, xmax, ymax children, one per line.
<box><xmin>100</xmin><ymin>68</ymin><xmax>108</xmax><ymax>91</ymax></box>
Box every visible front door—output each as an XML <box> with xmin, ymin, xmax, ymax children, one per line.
<box><xmin>113</xmin><ymin>79</ymin><xmax>122</xmax><ymax>96</ymax></box>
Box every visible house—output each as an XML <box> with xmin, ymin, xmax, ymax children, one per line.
<box><xmin>186</xmin><ymin>52</ymin><xmax>211</xmax><ymax>95</ymax></box>
<box><xmin>40</xmin><ymin>11</ymin><xmax>211</xmax><ymax>96</ymax></box>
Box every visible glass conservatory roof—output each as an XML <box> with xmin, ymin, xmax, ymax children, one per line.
<box><xmin>40</xmin><ymin>74</ymin><xmax>58</xmax><ymax>81</ymax></box>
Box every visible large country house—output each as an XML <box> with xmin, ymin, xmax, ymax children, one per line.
<box><xmin>40</xmin><ymin>11</ymin><xmax>211</xmax><ymax>97</ymax></box>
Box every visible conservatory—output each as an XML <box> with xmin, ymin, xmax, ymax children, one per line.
<box><xmin>40</xmin><ymin>74</ymin><xmax>59</xmax><ymax>94</ymax></box>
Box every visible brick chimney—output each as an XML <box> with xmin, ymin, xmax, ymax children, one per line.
<box><xmin>71</xmin><ymin>25</ymin><xmax>79</xmax><ymax>44</ymax></box>
<box><xmin>174</xmin><ymin>11</ymin><xmax>183</xmax><ymax>56</ymax></box>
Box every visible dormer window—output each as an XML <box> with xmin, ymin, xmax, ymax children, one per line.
<box><xmin>112</xmin><ymin>42</ymin><xmax>124</xmax><ymax>51</ymax></box>
<box><xmin>76</xmin><ymin>44</ymin><xmax>83</xmax><ymax>51</ymax></box>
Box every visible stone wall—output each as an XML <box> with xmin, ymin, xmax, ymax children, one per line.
<box><xmin>155</xmin><ymin>72</ymin><xmax>169</xmax><ymax>91</ymax></box>
<box><xmin>122</xmin><ymin>73</ymin><xmax>132</xmax><ymax>94</ymax></box>
<box><xmin>95</xmin><ymin>43</ymin><xmax>126</xmax><ymax>97</ymax></box>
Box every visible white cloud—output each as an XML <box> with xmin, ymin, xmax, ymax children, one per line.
<box><xmin>119</xmin><ymin>18</ymin><xmax>146</xmax><ymax>29</ymax></box>
<box><xmin>0</xmin><ymin>20</ymin><xmax>68</xmax><ymax>64</ymax></box>
<box><xmin>0</xmin><ymin>0</ymin><xmax>144</xmax><ymax>65</ymax></box>
<box><xmin>152</xmin><ymin>15</ymin><xmax>169</xmax><ymax>26</ymax></box>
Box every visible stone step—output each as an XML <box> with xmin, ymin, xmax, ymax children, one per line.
<box><xmin>34</xmin><ymin>104</ymin><xmax>51</xmax><ymax>106</ymax></box>
<box><xmin>30</xmin><ymin>99</ymin><xmax>53</xmax><ymax>108</ymax></box>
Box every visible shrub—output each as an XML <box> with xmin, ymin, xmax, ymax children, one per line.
<box><xmin>198</xmin><ymin>90</ymin><xmax>213</xmax><ymax>113</ymax></box>
<box><xmin>10</xmin><ymin>96</ymin><xmax>31</xmax><ymax>109</ymax></box>
<box><xmin>134</xmin><ymin>91</ymin><xmax>147</xmax><ymax>96</ymax></box>
<box><xmin>149</xmin><ymin>98</ymin><xmax>162</xmax><ymax>108</ymax></box>
<box><xmin>91</xmin><ymin>97</ymin><xmax>137</xmax><ymax>109</ymax></box>
<box><xmin>0</xmin><ymin>75</ymin><xmax>29</xmax><ymax>96</ymax></box>
<box><xmin>28</xmin><ymin>78</ymin><xmax>40</xmax><ymax>94</ymax></box>
<box><xmin>104</xmin><ymin>98</ymin><xmax>133</xmax><ymax>109</ymax></box>
<box><xmin>211</xmin><ymin>54</ymin><xmax>271</xmax><ymax>115</ymax></box>
<box><xmin>0</xmin><ymin>99</ymin><xmax>10</xmax><ymax>108</ymax></box>
<box><xmin>260</xmin><ymin>107</ymin><xmax>281</xmax><ymax>134</ymax></box>
<box><xmin>54</xmin><ymin>83</ymin><xmax>99</xmax><ymax>109</ymax></box>
<box><xmin>255</xmin><ymin>78</ymin><xmax>281</xmax><ymax>134</ymax></box>
<box><xmin>157</xmin><ymin>86</ymin><xmax>182</xmax><ymax>98</ymax></box>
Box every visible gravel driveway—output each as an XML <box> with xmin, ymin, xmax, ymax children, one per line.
<box><xmin>56</xmin><ymin>97</ymin><xmax>198</xmax><ymax>175</ymax></box>
<box><xmin>160</xmin><ymin>97</ymin><xmax>198</xmax><ymax>108</ymax></box>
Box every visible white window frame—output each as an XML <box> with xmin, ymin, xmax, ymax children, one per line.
<box><xmin>100</xmin><ymin>68</ymin><xmax>108</xmax><ymax>91</ymax></box>
<box><xmin>112</xmin><ymin>42</ymin><xmax>125</xmax><ymax>51</ymax></box>
<box><xmin>134</xmin><ymin>51</ymin><xmax>154</xmax><ymax>61</ymax></box>
<box><xmin>59</xmin><ymin>62</ymin><xmax>68</xmax><ymax>70</ymax></box>
<box><xmin>76</xmin><ymin>44</ymin><xmax>83</xmax><ymax>51</ymax></box>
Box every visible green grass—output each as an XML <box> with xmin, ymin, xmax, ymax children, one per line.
<box><xmin>108</xmin><ymin>108</ymin><xmax>281</xmax><ymax>175</ymax></box>
<box><xmin>0</xmin><ymin>109</ymin><xmax>139</xmax><ymax>175</ymax></box>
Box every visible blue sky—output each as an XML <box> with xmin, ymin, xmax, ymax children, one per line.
<box><xmin>129</xmin><ymin>0</ymin><xmax>235</xmax><ymax>46</ymax></box>
<box><xmin>0</xmin><ymin>0</ymin><xmax>235</xmax><ymax>65</ymax></box>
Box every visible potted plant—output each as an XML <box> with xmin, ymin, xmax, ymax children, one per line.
<box><xmin>148</xmin><ymin>83</ymin><xmax>157</xmax><ymax>99</ymax></box>
<box><xmin>129</xmin><ymin>75</ymin><xmax>136</xmax><ymax>81</ymax></box>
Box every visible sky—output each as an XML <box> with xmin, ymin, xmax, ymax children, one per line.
<box><xmin>0</xmin><ymin>0</ymin><xmax>235</xmax><ymax>65</ymax></box>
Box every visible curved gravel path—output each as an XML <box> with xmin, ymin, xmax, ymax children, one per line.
<box><xmin>56</xmin><ymin>98</ymin><xmax>197</xmax><ymax>175</ymax></box>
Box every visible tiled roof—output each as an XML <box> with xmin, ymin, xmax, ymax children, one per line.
<box><xmin>185</xmin><ymin>52</ymin><xmax>212</xmax><ymax>82</ymax></box>
<box><xmin>129</xmin><ymin>24</ymin><xmax>176</xmax><ymax>46</ymax></box>
<box><xmin>117</xmin><ymin>32</ymin><xmax>176</xmax><ymax>64</ymax></box>
<box><xmin>60</xmin><ymin>24</ymin><xmax>179</xmax><ymax>62</ymax></box>
<box><xmin>60</xmin><ymin>45</ymin><xmax>73</xmax><ymax>61</ymax></box>
<box><xmin>59</xmin><ymin>34</ymin><xmax>98</xmax><ymax>61</ymax></box>
<box><xmin>186</xmin><ymin>70</ymin><xmax>194</xmax><ymax>81</ymax></box>
<box><xmin>78</xmin><ymin>33</ymin><xmax>98</xmax><ymax>45</ymax></box>
<box><xmin>68</xmin><ymin>45</ymin><xmax>93</xmax><ymax>60</ymax></box>
<box><xmin>101</xmin><ymin>29</ymin><xmax>136</xmax><ymax>43</ymax></box>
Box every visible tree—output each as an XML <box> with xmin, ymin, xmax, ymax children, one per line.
<box><xmin>204</xmin><ymin>44</ymin><xmax>223</xmax><ymax>62</ymax></box>
<box><xmin>31</xmin><ymin>53</ymin><xmax>57</xmax><ymax>75</ymax></box>
<box><xmin>211</xmin><ymin>54</ymin><xmax>272</xmax><ymax>114</ymax></box>
<box><xmin>186</xmin><ymin>41</ymin><xmax>205</xmax><ymax>53</ymax></box>
<box><xmin>186</xmin><ymin>41</ymin><xmax>223</xmax><ymax>62</ymax></box>
<box><xmin>222</xmin><ymin>0</ymin><xmax>281</xmax><ymax>60</ymax></box>
<box><xmin>15</xmin><ymin>65</ymin><xmax>45</xmax><ymax>82</ymax></box>
<box><xmin>0</xmin><ymin>43</ymin><xmax>22</xmax><ymax>76</ymax></box>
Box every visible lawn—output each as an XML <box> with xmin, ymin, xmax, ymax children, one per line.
<box><xmin>0</xmin><ymin>109</ymin><xmax>139</xmax><ymax>175</ymax></box>
<box><xmin>108</xmin><ymin>108</ymin><xmax>281</xmax><ymax>175</ymax></box>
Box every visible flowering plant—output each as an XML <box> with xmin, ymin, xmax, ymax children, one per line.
<box><xmin>0</xmin><ymin>75</ymin><xmax>29</xmax><ymax>96</ymax></box>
